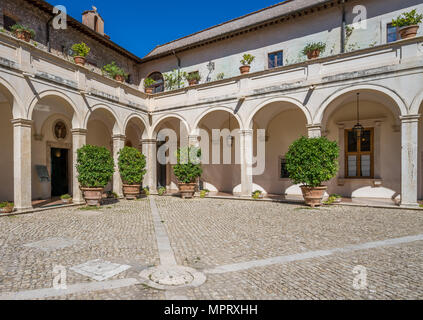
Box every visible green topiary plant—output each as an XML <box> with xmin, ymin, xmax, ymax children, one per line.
<box><xmin>302</xmin><ymin>42</ymin><xmax>326</xmax><ymax>56</ymax></box>
<box><xmin>240</xmin><ymin>54</ymin><xmax>255</xmax><ymax>66</ymax></box>
<box><xmin>102</xmin><ymin>61</ymin><xmax>128</xmax><ymax>80</ymax></box>
<box><xmin>392</xmin><ymin>9</ymin><xmax>423</xmax><ymax>28</ymax></box>
<box><xmin>10</xmin><ymin>24</ymin><xmax>35</xmax><ymax>38</ymax></box>
<box><xmin>173</xmin><ymin>146</ymin><xmax>203</xmax><ymax>183</ymax></box>
<box><xmin>76</xmin><ymin>145</ymin><xmax>114</xmax><ymax>188</ymax></box>
<box><xmin>118</xmin><ymin>146</ymin><xmax>146</xmax><ymax>185</ymax></box>
<box><xmin>286</xmin><ymin>137</ymin><xmax>339</xmax><ymax>188</ymax></box>
<box><xmin>71</xmin><ymin>42</ymin><xmax>91</xmax><ymax>57</ymax></box>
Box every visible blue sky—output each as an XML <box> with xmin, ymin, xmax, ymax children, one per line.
<box><xmin>47</xmin><ymin>0</ymin><xmax>282</xmax><ymax>57</ymax></box>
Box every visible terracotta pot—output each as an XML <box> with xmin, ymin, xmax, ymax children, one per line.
<box><xmin>15</xmin><ymin>30</ymin><xmax>31</xmax><ymax>42</ymax></box>
<box><xmin>179</xmin><ymin>183</ymin><xmax>197</xmax><ymax>199</ymax></box>
<box><xmin>73</xmin><ymin>56</ymin><xmax>86</xmax><ymax>66</ymax></box>
<box><xmin>398</xmin><ymin>25</ymin><xmax>420</xmax><ymax>39</ymax></box>
<box><xmin>1</xmin><ymin>206</ymin><xmax>14</xmax><ymax>214</ymax></box>
<box><xmin>115</xmin><ymin>75</ymin><xmax>125</xmax><ymax>82</ymax></box>
<box><xmin>300</xmin><ymin>186</ymin><xmax>327</xmax><ymax>208</ymax></box>
<box><xmin>123</xmin><ymin>184</ymin><xmax>141</xmax><ymax>200</ymax></box>
<box><xmin>61</xmin><ymin>198</ymin><xmax>72</xmax><ymax>204</ymax></box>
<box><xmin>239</xmin><ymin>65</ymin><xmax>251</xmax><ymax>75</ymax></box>
<box><xmin>81</xmin><ymin>187</ymin><xmax>103</xmax><ymax>206</ymax></box>
<box><xmin>188</xmin><ymin>79</ymin><xmax>198</xmax><ymax>86</ymax></box>
<box><xmin>307</xmin><ymin>50</ymin><xmax>321</xmax><ymax>59</ymax></box>
<box><xmin>145</xmin><ymin>87</ymin><xmax>153</xmax><ymax>94</ymax></box>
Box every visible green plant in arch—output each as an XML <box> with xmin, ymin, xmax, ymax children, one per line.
<box><xmin>71</xmin><ymin>42</ymin><xmax>90</xmax><ymax>57</ymax></box>
<box><xmin>286</xmin><ymin>137</ymin><xmax>339</xmax><ymax>188</ymax></box>
<box><xmin>173</xmin><ymin>146</ymin><xmax>203</xmax><ymax>183</ymax></box>
<box><xmin>144</xmin><ymin>77</ymin><xmax>156</xmax><ymax>88</ymax></box>
<box><xmin>76</xmin><ymin>145</ymin><xmax>114</xmax><ymax>188</ymax></box>
<box><xmin>118</xmin><ymin>146</ymin><xmax>147</xmax><ymax>185</ymax></box>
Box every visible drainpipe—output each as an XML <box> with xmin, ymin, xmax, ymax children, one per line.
<box><xmin>340</xmin><ymin>0</ymin><xmax>346</xmax><ymax>53</ymax></box>
<box><xmin>46</xmin><ymin>16</ymin><xmax>54</xmax><ymax>52</ymax></box>
<box><xmin>172</xmin><ymin>50</ymin><xmax>181</xmax><ymax>88</ymax></box>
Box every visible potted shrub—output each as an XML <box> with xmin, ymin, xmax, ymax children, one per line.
<box><xmin>10</xmin><ymin>24</ymin><xmax>35</xmax><ymax>42</ymax></box>
<box><xmin>173</xmin><ymin>146</ymin><xmax>202</xmax><ymax>199</ymax></box>
<box><xmin>240</xmin><ymin>54</ymin><xmax>255</xmax><ymax>74</ymax></box>
<box><xmin>302</xmin><ymin>42</ymin><xmax>326</xmax><ymax>59</ymax></box>
<box><xmin>0</xmin><ymin>202</ymin><xmax>14</xmax><ymax>214</ymax></box>
<box><xmin>60</xmin><ymin>194</ymin><xmax>72</xmax><ymax>204</ymax></box>
<box><xmin>102</xmin><ymin>62</ymin><xmax>128</xmax><ymax>82</ymax></box>
<box><xmin>392</xmin><ymin>9</ymin><xmax>423</xmax><ymax>39</ymax></box>
<box><xmin>184</xmin><ymin>72</ymin><xmax>201</xmax><ymax>86</ymax></box>
<box><xmin>286</xmin><ymin>137</ymin><xmax>339</xmax><ymax>208</ymax></box>
<box><xmin>71</xmin><ymin>42</ymin><xmax>90</xmax><ymax>66</ymax></box>
<box><xmin>252</xmin><ymin>190</ymin><xmax>263</xmax><ymax>200</ymax></box>
<box><xmin>76</xmin><ymin>145</ymin><xmax>114</xmax><ymax>207</ymax></box>
<box><xmin>144</xmin><ymin>77</ymin><xmax>156</xmax><ymax>94</ymax></box>
<box><xmin>158</xmin><ymin>187</ymin><xmax>167</xmax><ymax>196</ymax></box>
<box><xmin>118</xmin><ymin>146</ymin><xmax>147</xmax><ymax>200</ymax></box>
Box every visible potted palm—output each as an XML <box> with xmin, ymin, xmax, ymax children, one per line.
<box><xmin>173</xmin><ymin>146</ymin><xmax>202</xmax><ymax>199</ymax></box>
<box><xmin>144</xmin><ymin>77</ymin><xmax>156</xmax><ymax>94</ymax></box>
<box><xmin>102</xmin><ymin>62</ymin><xmax>128</xmax><ymax>82</ymax></box>
<box><xmin>302</xmin><ymin>42</ymin><xmax>326</xmax><ymax>59</ymax></box>
<box><xmin>118</xmin><ymin>146</ymin><xmax>147</xmax><ymax>200</ymax></box>
<box><xmin>10</xmin><ymin>24</ymin><xmax>35</xmax><ymax>42</ymax></box>
<box><xmin>286</xmin><ymin>137</ymin><xmax>339</xmax><ymax>208</ymax></box>
<box><xmin>71</xmin><ymin>42</ymin><xmax>90</xmax><ymax>66</ymax></box>
<box><xmin>240</xmin><ymin>54</ymin><xmax>255</xmax><ymax>74</ymax></box>
<box><xmin>76</xmin><ymin>145</ymin><xmax>114</xmax><ymax>206</ymax></box>
<box><xmin>392</xmin><ymin>9</ymin><xmax>423</xmax><ymax>39</ymax></box>
<box><xmin>0</xmin><ymin>202</ymin><xmax>14</xmax><ymax>214</ymax></box>
<box><xmin>184</xmin><ymin>72</ymin><xmax>201</xmax><ymax>86</ymax></box>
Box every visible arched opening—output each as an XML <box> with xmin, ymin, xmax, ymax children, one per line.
<box><xmin>322</xmin><ymin>89</ymin><xmax>402</xmax><ymax>201</ymax></box>
<box><xmin>249</xmin><ymin>101</ymin><xmax>308</xmax><ymax>196</ymax></box>
<box><xmin>31</xmin><ymin>95</ymin><xmax>76</xmax><ymax>202</ymax></box>
<box><xmin>196</xmin><ymin>110</ymin><xmax>241</xmax><ymax>194</ymax></box>
<box><xmin>125</xmin><ymin>116</ymin><xmax>146</xmax><ymax>153</ymax></box>
<box><xmin>0</xmin><ymin>84</ymin><xmax>15</xmax><ymax>202</ymax></box>
<box><xmin>418</xmin><ymin>100</ymin><xmax>423</xmax><ymax>201</ymax></box>
<box><xmin>147</xmin><ymin>72</ymin><xmax>164</xmax><ymax>93</ymax></box>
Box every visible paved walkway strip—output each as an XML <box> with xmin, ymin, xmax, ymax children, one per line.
<box><xmin>205</xmin><ymin>233</ymin><xmax>423</xmax><ymax>274</ymax></box>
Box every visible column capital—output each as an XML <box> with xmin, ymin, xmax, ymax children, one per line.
<box><xmin>306</xmin><ymin>123</ymin><xmax>322</xmax><ymax>129</ymax></box>
<box><xmin>400</xmin><ymin>114</ymin><xmax>421</xmax><ymax>123</ymax></box>
<box><xmin>71</xmin><ymin>128</ymin><xmax>88</xmax><ymax>135</ymax></box>
<box><xmin>141</xmin><ymin>139</ymin><xmax>158</xmax><ymax>145</ymax></box>
<box><xmin>11</xmin><ymin>118</ymin><xmax>33</xmax><ymax>127</ymax></box>
<box><xmin>239</xmin><ymin>129</ymin><xmax>254</xmax><ymax>136</ymax></box>
<box><xmin>112</xmin><ymin>134</ymin><xmax>126</xmax><ymax>141</ymax></box>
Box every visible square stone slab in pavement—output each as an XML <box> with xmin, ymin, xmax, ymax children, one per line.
<box><xmin>70</xmin><ymin>259</ymin><xmax>131</xmax><ymax>281</ymax></box>
<box><xmin>23</xmin><ymin>237</ymin><xmax>82</xmax><ymax>252</ymax></box>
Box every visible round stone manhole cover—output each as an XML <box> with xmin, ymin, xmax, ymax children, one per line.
<box><xmin>138</xmin><ymin>265</ymin><xmax>206</xmax><ymax>290</ymax></box>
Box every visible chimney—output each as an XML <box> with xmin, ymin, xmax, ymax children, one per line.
<box><xmin>82</xmin><ymin>6</ymin><xmax>105</xmax><ymax>36</ymax></box>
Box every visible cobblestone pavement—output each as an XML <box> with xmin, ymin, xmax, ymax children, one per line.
<box><xmin>0</xmin><ymin>196</ymin><xmax>422</xmax><ymax>299</ymax></box>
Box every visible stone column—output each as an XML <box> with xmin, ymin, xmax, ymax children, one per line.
<box><xmin>239</xmin><ymin>129</ymin><xmax>254</xmax><ymax>197</ymax></box>
<box><xmin>112</xmin><ymin>134</ymin><xmax>126</xmax><ymax>198</ymax></box>
<box><xmin>71</xmin><ymin>129</ymin><xmax>87</xmax><ymax>204</ymax></box>
<box><xmin>12</xmin><ymin>119</ymin><xmax>33</xmax><ymax>211</ymax></box>
<box><xmin>400</xmin><ymin>115</ymin><xmax>420</xmax><ymax>207</ymax></box>
<box><xmin>307</xmin><ymin>124</ymin><xmax>322</xmax><ymax>138</ymax></box>
<box><xmin>141</xmin><ymin>139</ymin><xmax>157</xmax><ymax>193</ymax></box>
<box><xmin>188</xmin><ymin>135</ymin><xmax>200</xmax><ymax>147</ymax></box>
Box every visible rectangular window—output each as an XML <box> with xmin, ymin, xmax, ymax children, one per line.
<box><xmin>268</xmin><ymin>51</ymin><xmax>283</xmax><ymax>69</ymax></box>
<box><xmin>345</xmin><ymin>128</ymin><xmax>374</xmax><ymax>178</ymax></box>
<box><xmin>387</xmin><ymin>23</ymin><xmax>398</xmax><ymax>43</ymax></box>
<box><xmin>280</xmin><ymin>157</ymin><xmax>289</xmax><ymax>179</ymax></box>
<box><xmin>3</xmin><ymin>15</ymin><xmax>17</xmax><ymax>31</ymax></box>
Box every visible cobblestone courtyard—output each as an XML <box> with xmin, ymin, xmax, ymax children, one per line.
<box><xmin>0</xmin><ymin>196</ymin><xmax>422</xmax><ymax>300</ymax></box>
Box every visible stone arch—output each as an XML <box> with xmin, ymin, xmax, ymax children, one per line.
<box><xmin>150</xmin><ymin>113</ymin><xmax>190</xmax><ymax>139</ymax></box>
<box><xmin>314</xmin><ymin>84</ymin><xmax>408</xmax><ymax>125</ymax></box>
<box><xmin>192</xmin><ymin>106</ymin><xmax>243</xmax><ymax>133</ymax></box>
<box><xmin>246</xmin><ymin>97</ymin><xmax>312</xmax><ymax>129</ymax></box>
<box><xmin>123</xmin><ymin>113</ymin><xmax>148</xmax><ymax>138</ymax></box>
<box><xmin>83</xmin><ymin>103</ymin><xmax>123</xmax><ymax>135</ymax></box>
<box><xmin>0</xmin><ymin>75</ymin><xmax>25</xmax><ymax>118</ymax></box>
<box><xmin>410</xmin><ymin>90</ymin><xmax>423</xmax><ymax>115</ymax></box>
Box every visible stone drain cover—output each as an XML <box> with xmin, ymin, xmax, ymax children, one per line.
<box><xmin>138</xmin><ymin>265</ymin><xmax>206</xmax><ymax>290</ymax></box>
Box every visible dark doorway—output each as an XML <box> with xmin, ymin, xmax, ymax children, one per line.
<box><xmin>51</xmin><ymin>148</ymin><xmax>69</xmax><ymax>197</ymax></box>
<box><xmin>157</xmin><ymin>141</ymin><xmax>167</xmax><ymax>188</ymax></box>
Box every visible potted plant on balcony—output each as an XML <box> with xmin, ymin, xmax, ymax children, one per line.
<box><xmin>10</xmin><ymin>24</ymin><xmax>35</xmax><ymax>42</ymax></box>
<box><xmin>71</xmin><ymin>42</ymin><xmax>90</xmax><ymax>66</ymax></box>
<box><xmin>302</xmin><ymin>42</ymin><xmax>326</xmax><ymax>59</ymax></box>
<box><xmin>392</xmin><ymin>9</ymin><xmax>423</xmax><ymax>39</ymax></box>
<box><xmin>60</xmin><ymin>194</ymin><xmax>72</xmax><ymax>204</ymax></box>
<box><xmin>286</xmin><ymin>137</ymin><xmax>339</xmax><ymax>208</ymax></box>
<box><xmin>144</xmin><ymin>77</ymin><xmax>156</xmax><ymax>94</ymax></box>
<box><xmin>240</xmin><ymin>54</ymin><xmax>255</xmax><ymax>74</ymax></box>
<box><xmin>77</xmin><ymin>145</ymin><xmax>114</xmax><ymax>207</ymax></box>
<box><xmin>102</xmin><ymin>62</ymin><xmax>128</xmax><ymax>82</ymax></box>
<box><xmin>118</xmin><ymin>146</ymin><xmax>147</xmax><ymax>200</ymax></box>
<box><xmin>173</xmin><ymin>146</ymin><xmax>202</xmax><ymax>199</ymax></box>
<box><xmin>0</xmin><ymin>202</ymin><xmax>14</xmax><ymax>214</ymax></box>
<box><xmin>184</xmin><ymin>72</ymin><xmax>201</xmax><ymax>86</ymax></box>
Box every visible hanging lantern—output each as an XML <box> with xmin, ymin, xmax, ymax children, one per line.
<box><xmin>352</xmin><ymin>93</ymin><xmax>364</xmax><ymax>138</ymax></box>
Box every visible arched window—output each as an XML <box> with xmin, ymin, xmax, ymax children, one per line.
<box><xmin>147</xmin><ymin>72</ymin><xmax>164</xmax><ymax>93</ymax></box>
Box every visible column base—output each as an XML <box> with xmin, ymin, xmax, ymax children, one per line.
<box><xmin>15</xmin><ymin>206</ymin><xmax>33</xmax><ymax>212</ymax></box>
<box><xmin>400</xmin><ymin>202</ymin><xmax>421</xmax><ymax>208</ymax></box>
